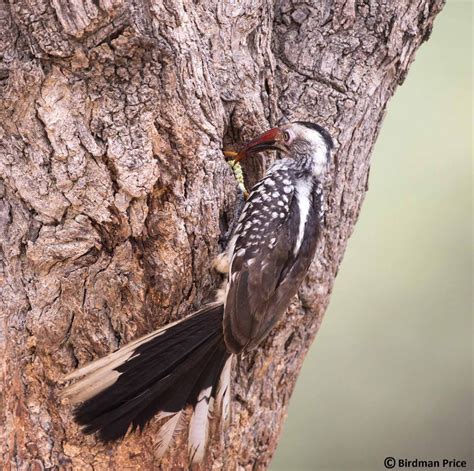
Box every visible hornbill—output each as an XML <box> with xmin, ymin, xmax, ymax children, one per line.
<box><xmin>62</xmin><ymin>121</ymin><xmax>334</xmax><ymax>463</ymax></box>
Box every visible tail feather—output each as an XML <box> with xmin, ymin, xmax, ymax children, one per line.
<box><xmin>155</xmin><ymin>411</ymin><xmax>184</xmax><ymax>458</ymax></box>
<box><xmin>62</xmin><ymin>302</ymin><xmax>232</xmax><ymax>461</ymax></box>
<box><xmin>216</xmin><ymin>356</ymin><xmax>232</xmax><ymax>425</ymax></box>
<box><xmin>62</xmin><ymin>310</ymin><xmax>208</xmax><ymax>403</ymax></box>
<box><xmin>74</xmin><ymin>318</ymin><xmax>221</xmax><ymax>425</ymax></box>
<box><xmin>92</xmin><ymin>346</ymin><xmax>207</xmax><ymax>442</ymax></box>
<box><xmin>187</xmin><ymin>342</ymin><xmax>229</xmax><ymax>464</ymax></box>
<box><xmin>63</xmin><ymin>312</ymin><xmax>201</xmax><ymax>383</ymax></box>
<box><xmin>188</xmin><ymin>388</ymin><xmax>212</xmax><ymax>464</ymax></box>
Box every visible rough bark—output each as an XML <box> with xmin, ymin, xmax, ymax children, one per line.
<box><xmin>0</xmin><ymin>1</ymin><xmax>444</xmax><ymax>469</ymax></box>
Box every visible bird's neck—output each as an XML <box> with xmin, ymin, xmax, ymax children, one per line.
<box><xmin>293</xmin><ymin>150</ymin><xmax>327</xmax><ymax>179</ymax></box>
<box><xmin>293</xmin><ymin>160</ymin><xmax>325</xmax><ymax>186</ymax></box>
<box><xmin>273</xmin><ymin>156</ymin><xmax>326</xmax><ymax>186</ymax></box>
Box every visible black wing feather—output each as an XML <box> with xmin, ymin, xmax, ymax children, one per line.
<box><xmin>223</xmin><ymin>167</ymin><xmax>319</xmax><ymax>353</ymax></box>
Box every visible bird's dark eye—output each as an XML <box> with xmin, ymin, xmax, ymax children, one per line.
<box><xmin>283</xmin><ymin>131</ymin><xmax>291</xmax><ymax>142</ymax></box>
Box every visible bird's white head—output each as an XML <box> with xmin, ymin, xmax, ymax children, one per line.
<box><xmin>280</xmin><ymin>122</ymin><xmax>333</xmax><ymax>176</ymax></box>
<box><xmin>236</xmin><ymin>121</ymin><xmax>333</xmax><ymax>178</ymax></box>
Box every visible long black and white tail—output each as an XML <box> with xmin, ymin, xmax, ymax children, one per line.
<box><xmin>62</xmin><ymin>302</ymin><xmax>232</xmax><ymax>464</ymax></box>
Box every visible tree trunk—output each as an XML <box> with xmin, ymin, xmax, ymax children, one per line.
<box><xmin>0</xmin><ymin>1</ymin><xmax>444</xmax><ymax>469</ymax></box>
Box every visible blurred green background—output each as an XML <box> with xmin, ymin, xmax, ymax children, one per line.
<box><xmin>272</xmin><ymin>2</ymin><xmax>472</xmax><ymax>470</ymax></box>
